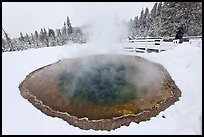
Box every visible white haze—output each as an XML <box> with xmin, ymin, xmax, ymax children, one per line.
<box><xmin>88</xmin><ymin>13</ymin><xmax>127</xmax><ymax>45</ymax></box>
<box><xmin>63</xmin><ymin>13</ymin><xmax>127</xmax><ymax>57</ymax></box>
<box><xmin>87</xmin><ymin>15</ymin><xmax>127</xmax><ymax>54</ymax></box>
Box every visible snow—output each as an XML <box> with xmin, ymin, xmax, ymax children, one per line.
<box><xmin>2</xmin><ymin>40</ymin><xmax>202</xmax><ymax>135</ymax></box>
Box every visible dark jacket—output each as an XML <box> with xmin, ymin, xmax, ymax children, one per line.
<box><xmin>175</xmin><ymin>26</ymin><xmax>185</xmax><ymax>39</ymax></box>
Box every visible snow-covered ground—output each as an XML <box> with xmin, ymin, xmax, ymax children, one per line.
<box><xmin>2</xmin><ymin>40</ymin><xmax>202</xmax><ymax>135</ymax></box>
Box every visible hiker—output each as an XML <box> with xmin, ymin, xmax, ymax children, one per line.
<box><xmin>175</xmin><ymin>24</ymin><xmax>185</xmax><ymax>43</ymax></box>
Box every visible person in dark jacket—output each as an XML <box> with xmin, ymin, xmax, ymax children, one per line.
<box><xmin>175</xmin><ymin>24</ymin><xmax>185</xmax><ymax>43</ymax></box>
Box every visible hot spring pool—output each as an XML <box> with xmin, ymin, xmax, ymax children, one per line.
<box><xmin>19</xmin><ymin>54</ymin><xmax>181</xmax><ymax>130</ymax></box>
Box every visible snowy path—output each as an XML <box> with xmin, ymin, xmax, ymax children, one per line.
<box><xmin>2</xmin><ymin>41</ymin><xmax>202</xmax><ymax>135</ymax></box>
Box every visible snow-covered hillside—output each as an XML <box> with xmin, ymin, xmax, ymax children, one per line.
<box><xmin>2</xmin><ymin>40</ymin><xmax>202</xmax><ymax>135</ymax></box>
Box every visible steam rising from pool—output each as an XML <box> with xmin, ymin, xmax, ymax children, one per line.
<box><xmin>57</xmin><ymin>55</ymin><xmax>163</xmax><ymax>106</ymax></box>
<box><xmin>62</xmin><ymin>13</ymin><xmax>128</xmax><ymax>58</ymax></box>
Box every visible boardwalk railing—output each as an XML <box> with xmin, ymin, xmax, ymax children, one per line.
<box><xmin>122</xmin><ymin>36</ymin><xmax>202</xmax><ymax>53</ymax></box>
<box><xmin>122</xmin><ymin>38</ymin><xmax>168</xmax><ymax>53</ymax></box>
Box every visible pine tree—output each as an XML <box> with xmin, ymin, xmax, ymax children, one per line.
<box><xmin>143</xmin><ymin>7</ymin><xmax>150</xmax><ymax>37</ymax></box>
<box><xmin>189</xmin><ymin>2</ymin><xmax>202</xmax><ymax>36</ymax></box>
<box><xmin>62</xmin><ymin>22</ymin><xmax>67</xmax><ymax>35</ymax></box>
<box><xmin>31</xmin><ymin>33</ymin><xmax>34</xmax><ymax>41</ymax></box>
<box><xmin>35</xmin><ymin>31</ymin><xmax>38</xmax><ymax>38</ymax></box>
<box><xmin>132</xmin><ymin>16</ymin><xmax>140</xmax><ymax>37</ymax></box>
<box><xmin>26</xmin><ymin>33</ymin><xmax>31</xmax><ymax>45</ymax></box>
<box><xmin>39</xmin><ymin>28</ymin><xmax>46</xmax><ymax>47</ymax></box>
<box><xmin>67</xmin><ymin>16</ymin><xmax>73</xmax><ymax>34</ymax></box>
<box><xmin>48</xmin><ymin>28</ymin><xmax>56</xmax><ymax>47</ymax></box>
<box><xmin>2</xmin><ymin>38</ymin><xmax>7</xmax><ymax>52</ymax></box>
<box><xmin>161</xmin><ymin>2</ymin><xmax>179</xmax><ymax>37</ymax></box>
<box><xmin>135</xmin><ymin>16</ymin><xmax>140</xmax><ymax>36</ymax></box>
<box><xmin>43</xmin><ymin>28</ymin><xmax>49</xmax><ymax>47</ymax></box>
<box><xmin>39</xmin><ymin>28</ymin><xmax>44</xmax><ymax>42</ymax></box>
<box><xmin>139</xmin><ymin>9</ymin><xmax>145</xmax><ymax>37</ymax></box>
<box><xmin>152</xmin><ymin>2</ymin><xmax>158</xmax><ymax>19</ymax></box>
<box><xmin>2</xmin><ymin>28</ymin><xmax>13</xmax><ymax>51</ymax></box>
<box><xmin>156</xmin><ymin>2</ymin><xmax>162</xmax><ymax>37</ymax></box>
<box><xmin>34</xmin><ymin>30</ymin><xmax>39</xmax><ymax>48</ymax></box>
<box><xmin>48</xmin><ymin>28</ymin><xmax>55</xmax><ymax>38</ymax></box>
<box><xmin>11</xmin><ymin>38</ymin><xmax>18</xmax><ymax>51</ymax></box>
<box><xmin>148</xmin><ymin>2</ymin><xmax>158</xmax><ymax>37</ymax></box>
<box><xmin>176</xmin><ymin>2</ymin><xmax>202</xmax><ymax>36</ymax></box>
<box><xmin>20</xmin><ymin>32</ymin><xmax>24</xmax><ymax>41</ymax></box>
<box><xmin>43</xmin><ymin>28</ymin><xmax>47</xmax><ymax>36</ymax></box>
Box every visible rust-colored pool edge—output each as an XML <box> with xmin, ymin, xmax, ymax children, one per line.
<box><xmin>18</xmin><ymin>59</ymin><xmax>181</xmax><ymax>131</ymax></box>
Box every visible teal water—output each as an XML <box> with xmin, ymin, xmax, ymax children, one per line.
<box><xmin>57</xmin><ymin>61</ymin><xmax>137</xmax><ymax>106</ymax></box>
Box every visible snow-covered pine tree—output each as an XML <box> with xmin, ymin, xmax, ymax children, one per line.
<box><xmin>25</xmin><ymin>33</ymin><xmax>31</xmax><ymax>45</ymax></box>
<box><xmin>39</xmin><ymin>28</ymin><xmax>44</xmax><ymax>42</ymax></box>
<box><xmin>131</xmin><ymin>16</ymin><xmax>140</xmax><ymax>37</ymax></box>
<box><xmin>31</xmin><ymin>33</ymin><xmax>34</xmax><ymax>41</ymax></box>
<box><xmin>34</xmin><ymin>30</ymin><xmax>40</xmax><ymax>48</ymax></box>
<box><xmin>148</xmin><ymin>2</ymin><xmax>158</xmax><ymax>37</ymax></box>
<box><xmin>132</xmin><ymin>16</ymin><xmax>139</xmax><ymax>37</ymax></box>
<box><xmin>2</xmin><ymin>28</ymin><xmax>13</xmax><ymax>51</ymax></box>
<box><xmin>43</xmin><ymin>28</ymin><xmax>49</xmax><ymax>47</ymax></box>
<box><xmin>20</xmin><ymin>33</ymin><xmax>30</xmax><ymax>50</ymax></box>
<box><xmin>143</xmin><ymin>7</ymin><xmax>150</xmax><ymax>37</ymax></box>
<box><xmin>2</xmin><ymin>37</ymin><xmax>7</xmax><ymax>52</ymax></box>
<box><xmin>35</xmin><ymin>31</ymin><xmax>38</xmax><ymax>38</ymax></box>
<box><xmin>39</xmin><ymin>28</ymin><xmax>46</xmax><ymax>47</ymax></box>
<box><xmin>62</xmin><ymin>22</ymin><xmax>67</xmax><ymax>35</ymax></box>
<box><xmin>61</xmin><ymin>22</ymin><xmax>68</xmax><ymax>45</ymax></box>
<box><xmin>48</xmin><ymin>28</ymin><xmax>55</xmax><ymax>38</ymax></box>
<box><xmin>55</xmin><ymin>29</ymin><xmax>63</xmax><ymax>46</ymax></box>
<box><xmin>67</xmin><ymin>16</ymin><xmax>73</xmax><ymax>34</ymax></box>
<box><xmin>44</xmin><ymin>28</ymin><xmax>47</xmax><ymax>37</ymax></box>
<box><xmin>139</xmin><ymin>9</ymin><xmax>145</xmax><ymax>37</ymax></box>
<box><xmin>48</xmin><ymin>28</ymin><xmax>57</xmax><ymax>47</ymax></box>
<box><xmin>19</xmin><ymin>32</ymin><xmax>24</xmax><ymax>42</ymax></box>
<box><xmin>12</xmin><ymin>38</ymin><xmax>21</xmax><ymax>51</ymax></box>
<box><xmin>188</xmin><ymin>2</ymin><xmax>202</xmax><ymax>36</ymax></box>
<box><xmin>161</xmin><ymin>2</ymin><xmax>179</xmax><ymax>37</ymax></box>
<box><xmin>180</xmin><ymin>2</ymin><xmax>202</xmax><ymax>36</ymax></box>
<box><xmin>156</xmin><ymin>2</ymin><xmax>162</xmax><ymax>37</ymax></box>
